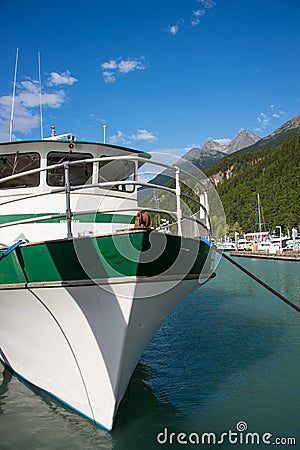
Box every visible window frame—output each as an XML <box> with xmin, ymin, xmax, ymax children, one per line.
<box><xmin>0</xmin><ymin>151</ymin><xmax>41</xmax><ymax>189</ymax></box>
<box><xmin>98</xmin><ymin>156</ymin><xmax>136</xmax><ymax>193</ymax></box>
<box><xmin>46</xmin><ymin>151</ymin><xmax>93</xmax><ymax>187</ymax></box>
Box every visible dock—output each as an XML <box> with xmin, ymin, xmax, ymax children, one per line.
<box><xmin>229</xmin><ymin>250</ymin><xmax>300</xmax><ymax>262</ymax></box>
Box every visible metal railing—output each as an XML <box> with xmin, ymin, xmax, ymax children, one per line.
<box><xmin>0</xmin><ymin>155</ymin><xmax>211</xmax><ymax>240</ymax></box>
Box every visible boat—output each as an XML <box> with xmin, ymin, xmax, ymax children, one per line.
<box><xmin>256</xmin><ymin>240</ymin><xmax>280</xmax><ymax>254</ymax></box>
<box><xmin>216</xmin><ymin>241</ymin><xmax>236</xmax><ymax>252</ymax></box>
<box><xmin>0</xmin><ymin>130</ymin><xmax>218</xmax><ymax>431</ymax></box>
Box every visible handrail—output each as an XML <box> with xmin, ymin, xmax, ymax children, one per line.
<box><xmin>0</xmin><ymin>154</ymin><xmax>211</xmax><ymax>240</ymax></box>
<box><xmin>0</xmin><ymin>154</ymin><xmax>207</xmax><ymax>190</ymax></box>
<box><xmin>0</xmin><ymin>206</ymin><xmax>209</xmax><ymax>233</ymax></box>
<box><xmin>0</xmin><ymin>179</ymin><xmax>209</xmax><ymax>218</ymax></box>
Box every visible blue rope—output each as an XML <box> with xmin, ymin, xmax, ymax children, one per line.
<box><xmin>0</xmin><ymin>240</ymin><xmax>24</xmax><ymax>260</ymax></box>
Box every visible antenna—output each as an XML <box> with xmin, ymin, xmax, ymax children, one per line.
<box><xmin>9</xmin><ymin>47</ymin><xmax>19</xmax><ymax>142</ymax></box>
<box><xmin>103</xmin><ymin>124</ymin><xmax>107</xmax><ymax>144</ymax></box>
<box><xmin>38</xmin><ymin>52</ymin><xmax>43</xmax><ymax>139</ymax></box>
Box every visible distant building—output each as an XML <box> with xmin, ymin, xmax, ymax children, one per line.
<box><xmin>244</xmin><ymin>231</ymin><xmax>269</xmax><ymax>241</ymax></box>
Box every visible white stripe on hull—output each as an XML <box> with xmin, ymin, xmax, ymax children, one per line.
<box><xmin>0</xmin><ymin>277</ymin><xmax>201</xmax><ymax>430</ymax></box>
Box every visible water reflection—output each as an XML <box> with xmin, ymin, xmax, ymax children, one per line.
<box><xmin>0</xmin><ymin>365</ymin><xmax>13</xmax><ymax>415</ymax></box>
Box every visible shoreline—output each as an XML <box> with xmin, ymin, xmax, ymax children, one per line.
<box><xmin>229</xmin><ymin>250</ymin><xmax>300</xmax><ymax>261</ymax></box>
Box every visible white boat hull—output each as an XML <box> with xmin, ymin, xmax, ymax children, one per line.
<box><xmin>0</xmin><ymin>276</ymin><xmax>206</xmax><ymax>430</ymax></box>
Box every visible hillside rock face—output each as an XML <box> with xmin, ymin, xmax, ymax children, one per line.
<box><xmin>267</xmin><ymin>114</ymin><xmax>300</xmax><ymax>138</ymax></box>
<box><xmin>225</xmin><ymin>129</ymin><xmax>260</xmax><ymax>154</ymax></box>
<box><xmin>182</xmin><ymin>129</ymin><xmax>260</xmax><ymax>170</ymax></box>
<box><xmin>182</xmin><ymin>143</ymin><xmax>225</xmax><ymax>170</ymax></box>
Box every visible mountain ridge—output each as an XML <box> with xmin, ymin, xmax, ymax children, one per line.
<box><xmin>232</xmin><ymin>114</ymin><xmax>300</xmax><ymax>156</ymax></box>
<box><xmin>182</xmin><ymin>129</ymin><xmax>260</xmax><ymax>171</ymax></box>
<box><xmin>180</xmin><ymin>114</ymin><xmax>300</xmax><ymax>172</ymax></box>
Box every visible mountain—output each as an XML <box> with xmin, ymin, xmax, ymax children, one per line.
<box><xmin>226</xmin><ymin>129</ymin><xmax>260</xmax><ymax>154</ymax></box>
<box><xmin>182</xmin><ymin>129</ymin><xmax>260</xmax><ymax>171</ymax></box>
<box><xmin>233</xmin><ymin>114</ymin><xmax>300</xmax><ymax>155</ymax></box>
<box><xmin>141</xmin><ymin>129</ymin><xmax>260</xmax><ymax>197</ymax></box>
<box><xmin>181</xmin><ymin>115</ymin><xmax>300</xmax><ymax>172</ymax></box>
<box><xmin>182</xmin><ymin>142</ymin><xmax>226</xmax><ymax>170</ymax></box>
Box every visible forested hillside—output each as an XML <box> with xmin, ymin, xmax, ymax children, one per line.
<box><xmin>205</xmin><ymin>131</ymin><xmax>300</xmax><ymax>236</ymax></box>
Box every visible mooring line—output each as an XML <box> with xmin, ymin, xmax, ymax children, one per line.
<box><xmin>214</xmin><ymin>248</ymin><xmax>300</xmax><ymax>314</ymax></box>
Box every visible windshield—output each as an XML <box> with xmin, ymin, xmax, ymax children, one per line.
<box><xmin>0</xmin><ymin>152</ymin><xmax>40</xmax><ymax>188</ymax></box>
<box><xmin>47</xmin><ymin>151</ymin><xmax>93</xmax><ymax>186</ymax></box>
<box><xmin>98</xmin><ymin>158</ymin><xmax>136</xmax><ymax>192</ymax></box>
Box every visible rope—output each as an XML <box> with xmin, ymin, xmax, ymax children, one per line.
<box><xmin>214</xmin><ymin>248</ymin><xmax>300</xmax><ymax>314</ymax></box>
<box><xmin>0</xmin><ymin>240</ymin><xmax>24</xmax><ymax>262</ymax></box>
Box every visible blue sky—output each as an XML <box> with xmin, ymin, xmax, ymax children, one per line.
<box><xmin>1</xmin><ymin>0</ymin><xmax>299</xmax><ymax>156</ymax></box>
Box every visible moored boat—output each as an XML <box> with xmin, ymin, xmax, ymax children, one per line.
<box><xmin>0</xmin><ymin>131</ymin><xmax>218</xmax><ymax>430</ymax></box>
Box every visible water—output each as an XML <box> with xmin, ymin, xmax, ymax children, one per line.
<box><xmin>0</xmin><ymin>257</ymin><xmax>299</xmax><ymax>449</ymax></box>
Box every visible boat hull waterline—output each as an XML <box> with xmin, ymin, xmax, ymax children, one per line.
<box><xmin>0</xmin><ymin>231</ymin><xmax>215</xmax><ymax>430</ymax></box>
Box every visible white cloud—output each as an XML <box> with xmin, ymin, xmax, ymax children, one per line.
<box><xmin>257</xmin><ymin>112</ymin><xmax>270</xmax><ymax>128</ymax></box>
<box><xmin>101</xmin><ymin>60</ymin><xmax>118</xmax><ymax>70</ymax></box>
<box><xmin>0</xmin><ymin>72</ymin><xmax>75</xmax><ymax>140</ymax></box>
<box><xmin>197</xmin><ymin>0</ymin><xmax>216</xmax><ymax>8</ymax></box>
<box><xmin>193</xmin><ymin>9</ymin><xmax>206</xmax><ymax>17</ymax></box>
<box><xmin>131</xmin><ymin>129</ymin><xmax>157</xmax><ymax>142</ymax></box>
<box><xmin>12</xmin><ymin>80</ymin><xmax>65</xmax><ymax>109</ymax></box>
<box><xmin>108</xmin><ymin>128</ymin><xmax>157</xmax><ymax>145</ymax></box>
<box><xmin>165</xmin><ymin>0</ymin><xmax>216</xmax><ymax>31</ymax></box>
<box><xmin>118</xmin><ymin>59</ymin><xmax>144</xmax><ymax>74</ymax></box>
<box><xmin>101</xmin><ymin>57</ymin><xmax>145</xmax><ymax>83</ymax></box>
<box><xmin>255</xmin><ymin>107</ymin><xmax>287</xmax><ymax>132</ymax></box>
<box><xmin>167</xmin><ymin>25</ymin><xmax>179</xmax><ymax>35</ymax></box>
<box><xmin>47</xmin><ymin>70</ymin><xmax>78</xmax><ymax>86</ymax></box>
<box><xmin>102</xmin><ymin>71</ymin><xmax>116</xmax><ymax>83</ymax></box>
<box><xmin>108</xmin><ymin>131</ymin><xmax>129</xmax><ymax>145</ymax></box>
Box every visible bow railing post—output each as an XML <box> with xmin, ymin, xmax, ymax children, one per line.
<box><xmin>204</xmin><ymin>190</ymin><xmax>211</xmax><ymax>240</ymax></box>
<box><xmin>64</xmin><ymin>162</ymin><xmax>73</xmax><ymax>238</ymax></box>
<box><xmin>175</xmin><ymin>166</ymin><xmax>183</xmax><ymax>237</ymax></box>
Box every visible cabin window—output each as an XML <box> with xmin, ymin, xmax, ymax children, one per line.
<box><xmin>0</xmin><ymin>152</ymin><xmax>40</xmax><ymax>189</ymax></box>
<box><xmin>98</xmin><ymin>157</ymin><xmax>135</xmax><ymax>192</ymax></box>
<box><xmin>47</xmin><ymin>152</ymin><xmax>93</xmax><ymax>186</ymax></box>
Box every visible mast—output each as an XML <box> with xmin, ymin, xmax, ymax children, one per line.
<box><xmin>9</xmin><ymin>47</ymin><xmax>19</xmax><ymax>142</ymax></box>
<box><xmin>38</xmin><ymin>51</ymin><xmax>43</xmax><ymax>139</ymax></box>
<box><xmin>257</xmin><ymin>193</ymin><xmax>262</xmax><ymax>239</ymax></box>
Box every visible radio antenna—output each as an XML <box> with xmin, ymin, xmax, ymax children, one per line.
<box><xmin>9</xmin><ymin>47</ymin><xmax>19</xmax><ymax>142</ymax></box>
<box><xmin>38</xmin><ymin>51</ymin><xmax>43</xmax><ymax>139</ymax></box>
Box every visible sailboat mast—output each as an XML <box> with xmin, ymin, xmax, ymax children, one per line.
<box><xmin>257</xmin><ymin>193</ymin><xmax>262</xmax><ymax>238</ymax></box>
<box><xmin>9</xmin><ymin>47</ymin><xmax>19</xmax><ymax>142</ymax></box>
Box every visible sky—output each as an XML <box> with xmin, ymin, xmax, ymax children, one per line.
<box><xmin>1</xmin><ymin>0</ymin><xmax>300</xmax><ymax>156</ymax></box>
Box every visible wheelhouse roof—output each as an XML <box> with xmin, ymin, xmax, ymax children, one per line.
<box><xmin>0</xmin><ymin>139</ymin><xmax>151</xmax><ymax>159</ymax></box>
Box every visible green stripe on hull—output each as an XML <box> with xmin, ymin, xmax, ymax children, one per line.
<box><xmin>0</xmin><ymin>212</ymin><xmax>135</xmax><ymax>225</ymax></box>
<box><xmin>0</xmin><ymin>232</ymin><xmax>212</xmax><ymax>285</ymax></box>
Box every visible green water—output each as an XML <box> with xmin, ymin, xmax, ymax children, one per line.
<box><xmin>0</xmin><ymin>257</ymin><xmax>299</xmax><ymax>449</ymax></box>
